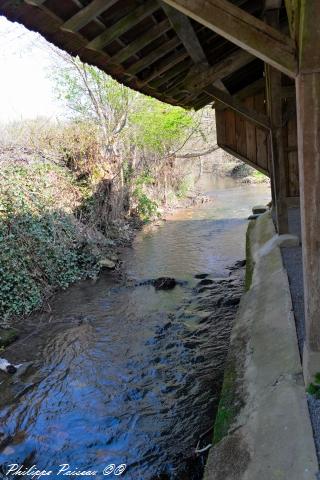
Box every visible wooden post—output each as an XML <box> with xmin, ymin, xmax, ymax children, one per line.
<box><xmin>295</xmin><ymin>1</ymin><xmax>320</xmax><ymax>382</ymax></box>
<box><xmin>265</xmin><ymin>9</ymin><xmax>289</xmax><ymax>234</ymax></box>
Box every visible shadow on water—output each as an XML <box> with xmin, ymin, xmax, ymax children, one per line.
<box><xmin>0</xmin><ymin>179</ymin><xmax>270</xmax><ymax>479</ymax></box>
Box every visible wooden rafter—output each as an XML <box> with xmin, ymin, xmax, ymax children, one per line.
<box><xmin>109</xmin><ymin>19</ymin><xmax>172</xmax><ymax>65</ymax></box>
<box><xmin>87</xmin><ymin>0</ymin><xmax>159</xmax><ymax>52</ymax></box>
<box><xmin>141</xmin><ymin>50</ymin><xmax>189</xmax><ymax>85</ymax></box>
<box><xmin>161</xmin><ymin>2</ymin><xmax>207</xmax><ymax>64</ymax></box>
<box><xmin>264</xmin><ymin>0</ymin><xmax>282</xmax><ymax>10</ymax></box>
<box><xmin>150</xmin><ymin>59</ymin><xmax>192</xmax><ymax>88</ymax></box>
<box><xmin>170</xmin><ymin>49</ymin><xmax>254</xmax><ymax>96</ymax></box>
<box><xmin>126</xmin><ymin>36</ymin><xmax>182</xmax><ymax>76</ymax></box>
<box><xmin>161</xmin><ymin>1</ymin><xmax>229</xmax><ymax>94</ymax></box>
<box><xmin>161</xmin><ymin>0</ymin><xmax>298</xmax><ymax>77</ymax></box>
<box><xmin>61</xmin><ymin>0</ymin><xmax>118</xmax><ymax>33</ymax></box>
<box><xmin>24</xmin><ymin>0</ymin><xmax>46</xmax><ymax>5</ymax></box>
<box><xmin>205</xmin><ymin>84</ymin><xmax>270</xmax><ymax>129</ymax></box>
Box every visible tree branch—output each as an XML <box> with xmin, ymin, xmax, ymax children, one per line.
<box><xmin>175</xmin><ymin>144</ymin><xmax>219</xmax><ymax>158</ymax></box>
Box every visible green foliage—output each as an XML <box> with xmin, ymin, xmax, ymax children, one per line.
<box><xmin>0</xmin><ymin>161</ymin><xmax>98</xmax><ymax>321</ymax></box>
<box><xmin>176</xmin><ymin>177</ymin><xmax>192</xmax><ymax>199</ymax></box>
<box><xmin>307</xmin><ymin>373</ymin><xmax>320</xmax><ymax>398</ymax></box>
<box><xmin>130</xmin><ymin>96</ymin><xmax>195</xmax><ymax>155</ymax></box>
<box><xmin>133</xmin><ymin>172</ymin><xmax>159</xmax><ymax>221</ymax></box>
<box><xmin>52</xmin><ymin>56</ymin><xmax>196</xmax><ymax>158</ymax></box>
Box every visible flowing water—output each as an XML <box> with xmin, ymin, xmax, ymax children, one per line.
<box><xmin>0</xmin><ymin>178</ymin><xmax>270</xmax><ymax>480</ymax></box>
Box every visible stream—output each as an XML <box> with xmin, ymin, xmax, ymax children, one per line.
<box><xmin>0</xmin><ymin>178</ymin><xmax>270</xmax><ymax>480</ymax></box>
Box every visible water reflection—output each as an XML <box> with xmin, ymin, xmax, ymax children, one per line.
<box><xmin>0</xmin><ymin>178</ymin><xmax>270</xmax><ymax>479</ymax></box>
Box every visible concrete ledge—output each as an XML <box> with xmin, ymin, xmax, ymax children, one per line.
<box><xmin>204</xmin><ymin>212</ymin><xmax>318</xmax><ymax>480</ymax></box>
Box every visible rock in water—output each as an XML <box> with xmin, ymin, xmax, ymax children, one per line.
<box><xmin>194</xmin><ymin>273</ymin><xmax>209</xmax><ymax>279</ymax></box>
<box><xmin>198</xmin><ymin>279</ymin><xmax>214</xmax><ymax>286</ymax></box>
<box><xmin>0</xmin><ymin>358</ymin><xmax>17</xmax><ymax>374</ymax></box>
<box><xmin>99</xmin><ymin>258</ymin><xmax>116</xmax><ymax>270</ymax></box>
<box><xmin>252</xmin><ymin>205</ymin><xmax>268</xmax><ymax>214</ymax></box>
<box><xmin>153</xmin><ymin>277</ymin><xmax>177</xmax><ymax>290</ymax></box>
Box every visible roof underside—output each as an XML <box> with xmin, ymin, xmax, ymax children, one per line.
<box><xmin>0</xmin><ymin>0</ymin><xmax>288</xmax><ymax>109</ymax></box>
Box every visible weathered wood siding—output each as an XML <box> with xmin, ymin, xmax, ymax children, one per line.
<box><xmin>215</xmin><ymin>92</ymin><xmax>299</xmax><ymax>199</ymax></box>
<box><xmin>283</xmin><ymin>111</ymin><xmax>299</xmax><ymax>198</ymax></box>
<box><xmin>216</xmin><ymin>93</ymin><xmax>270</xmax><ymax>176</ymax></box>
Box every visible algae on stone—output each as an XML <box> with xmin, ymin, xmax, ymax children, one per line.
<box><xmin>0</xmin><ymin>328</ymin><xmax>18</xmax><ymax>348</ymax></box>
<box><xmin>245</xmin><ymin>220</ymin><xmax>255</xmax><ymax>291</ymax></box>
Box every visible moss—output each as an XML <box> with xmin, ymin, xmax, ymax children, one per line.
<box><xmin>0</xmin><ymin>328</ymin><xmax>19</xmax><ymax>348</ymax></box>
<box><xmin>213</xmin><ymin>360</ymin><xmax>239</xmax><ymax>444</ymax></box>
<box><xmin>245</xmin><ymin>221</ymin><xmax>255</xmax><ymax>291</ymax></box>
<box><xmin>307</xmin><ymin>373</ymin><xmax>320</xmax><ymax>398</ymax></box>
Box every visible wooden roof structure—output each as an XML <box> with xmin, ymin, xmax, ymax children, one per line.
<box><xmin>0</xmin><ymin>0</ymin><xmax>289</xmax><ymax>110</ymax></box>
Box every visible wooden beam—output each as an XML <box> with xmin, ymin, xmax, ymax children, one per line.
<box><xmin>184</xmin><ymin>49</ymin><xmax>254</xmax><ymax>93</ymax></box>
<box><xmin>140</xmin><ymin>50</ymin><xmax>189</xmax><ymax>85</ymax></box>
<box><xmin>161</xmin><ymin>0</ymin><xmax>298</xmax><ymax>77</ymax></box>
<box><xmin>161</xmin><ymin>2</ymin><xmax>230</xmax><ymax>94</ymax></box>
<box><xmin>109</xmin><ymin>19</ymin><xmax>171</xmax><ymax>65</ymax></box>
<box><xmin>61</xmin><ymin>0</ymin><xmax>118</xmax><ymax>33</ymax></box>
<box><xmin>286</xmin><ymin>196</ymin><xmax>300</xmax><ymax>208</ymax></box>
<box><xmin>161</xmin><ymin>2</ymin><xmax>207</xmax><ymax>64</ymax></box>
<box><xmin>24</xmin><ymin>0</ymin><xmax>46</xmax><ymax>5</ymax></box>
<box><xmin>264</xmin><ymin>0</ymin><xmax>282</xmax><ymax>9</ymax></box>
<box><xmin>126</xmin><ymin>36</ymin><xmax>182</xmax><ymax>76</ymax></box>
<box><xmin>265</xmin><ymin>10</ymin><xmax>289</xmax><ymax>234</ymax></box>
<box><xmin>285</xmin><ymin>0</ymin><xmax>300</xmax><ymax>42</ymax></box>
<box><xmin>167</xmin><ymin>49</ymin><xmax>253</xmax><ymax>100</ymax></box>
<box><xmin>150</xmin><ymin>59</ymin><xmax>192</xmax><ymax>88</ymax></box>
<box><xmin>205</xmin><ymin>84</ymin><xmax>270</xmax><ymax>129</ymax></box>
<box><xmin>87</xmin><ymin>0</ymin><xmax>159</xmax><ymax>51</ymax></box>
<box><xmin>295</xmin><ymin>0</ymin><xmax>320</xmax><ymax>381</ymax></box>
<box><xmin>266</xmin><ymin>64</ymin><xmax>289</xmax><ymax>233</ymax></box>
<box><xmin>298</xmin><ymin>1</ymin><xmax>320</xmax><ymax>72</ymax></box>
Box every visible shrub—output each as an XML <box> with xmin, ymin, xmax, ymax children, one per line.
<box><xmin>0</xmin><ymin>160</ymin><xmax>98</xmax><ymax>322</ymax></box>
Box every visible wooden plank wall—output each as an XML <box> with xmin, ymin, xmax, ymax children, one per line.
<box><xmin>283</xmin><ymin>110</ymin><xmax>299</xmax><ymax>198</ymax></box>
<box><xmin>215</xmin><ymin>92</ymin><xmax>299</xmax><ymax>199</ymax></box>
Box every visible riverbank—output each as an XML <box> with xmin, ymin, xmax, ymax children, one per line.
<box><xmin>0</xmin><ymin>145</ymin><xmax>207</xmax><ymax>349</ymax></box>
<box><xmin>204</xmin><ymin>211</ymin><xmax>318</xmax><ymax>480</ymax></box>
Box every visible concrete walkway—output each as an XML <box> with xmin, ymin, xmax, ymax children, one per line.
<box><xmin>204</xmin><ymin>212</ymin><xmax>318</xmax><ymax>480</ymax></box>
<box><xmin>282</xmin><ymin>207</ymin><xmax>320</xmax><ymax>472</ymax></box>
